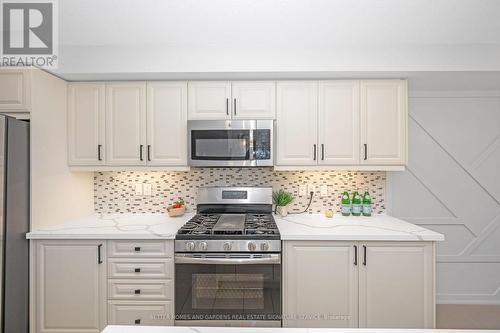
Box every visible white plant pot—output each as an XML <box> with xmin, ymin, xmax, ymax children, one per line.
<box><xmin>276</xmin><ymin>205</ymin><xmax>288</xmax><ymax>217</ymax></box>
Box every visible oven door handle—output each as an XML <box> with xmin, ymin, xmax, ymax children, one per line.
<box><xmin>175</xmin><ymin>255</ymin><xmax>281</xmax><ymax>265</ymax></box>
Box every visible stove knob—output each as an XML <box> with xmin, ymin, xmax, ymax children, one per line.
<box><xmin>199</xmin><ymin>242</ymin><xmax>208</xmax><ymax>251</ymax></box>
<box><xmin>247</xmin><ymin>242</ymin><xmax>257</xmax><ymax>251</ymax></box>
<box><xmin>223</xmin><ymin>242</ymin><xmax>232</xmax><ymax>251</ymax></box>
<box><xmin>186</xmin><ymin>241</ymin><xmax>195</xmax><ymax>251</ymax></box>
<box><xmin>260</xmin><ymin>242</ymin><xmax>270</xmax><ymax>251</ymax></box>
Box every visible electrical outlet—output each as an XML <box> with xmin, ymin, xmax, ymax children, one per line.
<box><xmin>307</xmin><ymin>184</ymin><xmax>315</xmax><ymax>194</ymax></box>
<box><xmin>299</xmin><ymin>185</ymin><xmax>307</xmax><ymax>196</ymax></box>
<box><xmin>135</xmin><ymin>183</ymin><xmax>143</xmax><ymax>196</ymax></box>
<box><xmin>143</xmin><ymin>183</ymin><xmax>152</xmax><ymax>196</ymax></box>
<box><xmin>320</xmin><ymin>185</ymin><xmax>328</xmax><ymax>197</ymax></box>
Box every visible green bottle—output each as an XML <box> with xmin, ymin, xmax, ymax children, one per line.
<box><xmin>341</xmin><ymin>191</ymin><xmax>351</xmax><ymax>216</ymax></box>
<box><xmin>351</xmin><ymin>191</ymin><xmax>361</xmax><ymax>216</ymax></box>
<box><xmin>362</xmin><ymin>188</ymin><xmax>372</xmax><ymax>217</ymax></box>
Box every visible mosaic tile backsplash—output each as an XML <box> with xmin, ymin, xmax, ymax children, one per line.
<box><xmin>94</xmin><ymin>168</ymin><xmax>386</xmax><ymax>214</ymax></box>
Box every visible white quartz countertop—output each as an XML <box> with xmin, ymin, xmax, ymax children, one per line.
<box><xmin>26</xmin><ymin>213</ymin><xmax>195</xmax><ymax>239</ymax></box>
<box><xmin>275</xmin><ymin>214</ymin><xmax>444</xmax><ymax>241</ymax></box>
<box><xmin>101</xmin><ymin>326</ymin><xmax>491</xmax><ymax>333</ymax></box>
<box><xmin>26</xmin><ymin>212</ymin><xmax>443</xmax><ymax>242</ymax></box>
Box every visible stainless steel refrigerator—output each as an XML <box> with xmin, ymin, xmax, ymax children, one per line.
<box><xmin>0</xmin><ymin>115</ymin><xmax>29</xmax><ymax>333</ymax></box>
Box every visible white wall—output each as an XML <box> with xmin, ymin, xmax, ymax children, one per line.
<box><xmin>388</xmin><ymin>90</ymin><xmax>500</xmax><ymax>304</ymax></box>
<box><xmin>30</xmin><ymin>69</ymin><xmax>94</xmax><ymax>229</ymax></box>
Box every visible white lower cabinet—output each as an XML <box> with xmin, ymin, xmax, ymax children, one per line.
<box><xmin>32</xmin><ymin>239</ymin><xmax>174</xmax><ymax>333</ymax></box>
<box><xmin>283</xmin><ymin>241</ymin><xmax>359</xmax><ymax>328</ymax></box>
<box><xmin>283</xmin><ymin>241</ymin><xmax>435</xmax><ymax>329</ymax></box>
<box><xmin>106</xmin><ymin>240</ymin><xmax>174</xmax><ymax>327</ymax></box>
<box><xmin>33</xmin><ymin>240</ymin><xmax>107</xmax><ymax>333</ymax></box>
<box><xmin>359</xmin><ymin>242</ymin><xmax>434</xmax><ymax>328</ymax></box>
<box><xmin>108</xmin><ymin>301</ymin><xmax>174</xmax><ymax>326</ymax></box>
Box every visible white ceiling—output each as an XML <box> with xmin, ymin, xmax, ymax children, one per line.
<box><xmin>60</xmin><ymin>0</ymin><xmax>500</xmax><ymax>46</ymax></box>
<box><xmin>54</xmin><ymin>0</ymin><xmax>500</xmax><ymax>83</ymax></box>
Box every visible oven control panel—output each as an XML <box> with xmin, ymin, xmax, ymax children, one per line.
<box><xmin>175</xmin><ymin>239</ymin><xmax>281</xmax><ymax>253</ymax></box>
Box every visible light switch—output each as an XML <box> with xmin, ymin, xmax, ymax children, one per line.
<box><xmin>143</xmin><ymin>183</ymin><xmax>152</xmax><ymax>196</ymax></box>
<box><xmin>320</xmin><ymin>185</ymin><xmax>328</xmax><ymax>197</ymax></box>
<box><xmin>135</xmin><ymin>183</ymin><xmax>143</xmax><ymax>196</ymax></box>
<box><xmin>299</xmin><ymin>185</ymin><xmax>307</xmax><ymax>196</ymax></box>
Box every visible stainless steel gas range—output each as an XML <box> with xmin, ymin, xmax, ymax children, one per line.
<box><xmin>174</xmin><ymin>187</ymin><xmax>281</xmax><ymax>327</ymax></box>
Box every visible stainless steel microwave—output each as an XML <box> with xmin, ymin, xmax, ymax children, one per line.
<box><xmin>188</xmin><ymin>120</ymin><xmax>273</xmax><ymax>167</ymax></box>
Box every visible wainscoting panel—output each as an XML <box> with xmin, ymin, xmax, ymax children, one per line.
<box><xmin>388</xmin><ymin>93</ymin><xmax>500</xmax><ymax>304</ymax></box>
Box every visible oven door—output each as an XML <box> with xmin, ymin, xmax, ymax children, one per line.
<box><xmin>175</xmin><ymin>253</ymin><xmax>281</xmax><ymax>327</ymax></box>
<box><xmin>188</xmin><ymin>120</ymin><xmax>273</xmax><ymax>167</ymax></box>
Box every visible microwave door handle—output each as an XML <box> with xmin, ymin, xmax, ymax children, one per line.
<box><xmin>249</xmin><ymin>130</ymin><xmax>254</xmax><ymax>160</ymax></box>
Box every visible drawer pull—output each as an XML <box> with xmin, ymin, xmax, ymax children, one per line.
<box><xmin>134</xmin><ymin>268</ymin><xmax>141</xmax><ymax>273</ymax></box>
<box><xmin>135</xmin><ymin>319</ymin><xmax>141</xmax><ymax>325</ymax></box>
<box><xmin>134</xmin><ymin>289</ymin><xmax>141</xmax><ymax>294</ymax></box>
<box><xmin>134</xmin><ymin>246</ymin><xmax>141</xmax><ymax>252</ymax></box>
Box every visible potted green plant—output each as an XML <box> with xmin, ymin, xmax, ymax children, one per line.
<box><xmin>272</xmin><ymin>190</ymin><xmax>294</xmax><ymax>217</ymax></box>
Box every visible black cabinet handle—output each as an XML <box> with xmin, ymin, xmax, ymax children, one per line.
<box><xmin>363</xmin><ymin>245</ymin><xmax>367</xmax><ymax>266</ymax></box>
<box><xmin>313</xmin><ymin>144</ymin><xmax>317</xmax><ymax>160</ymax></box>
<box><xmin>97</xmin><ymin>145</ymin><xmax>102</xmax><ymax>161</ymax></box>
<box><xmin>134</xmin><ymin>246</ymin><xmax>141</xmax><ymax>252</ymax></box>
<box><xmin>226</xmin><ymin>98</ymin><xmax>229</xmax><ymax>116</ymax></box>
<box><xmin>134</xmin><ymin>268</ymin><xmax>141</xmax><ymax>273</ymax></box>
<box><xmin>321</xmin><ymin>144</ymin><xmax>325</xmax><ymax>160</ymax></box>
<box><xmin>139</xmin><ymin>145</ymin><xmax>144</xmax><ymax>161</ymax></box>
<box><xmin>134</xmin><ymin>289</ymin><xmax>141</xmax><ymax>295</ymax></box>
<box><xmin>234</xmin><ymin>98</ymin><xmax>237</xmax><ymax>115</ymax></box>
<box><xmin>354</xmin><ymin>245</ymin><xmax>358</xmax><ymax>266</ymax></box>
<box><xmin>134</xmin><ymin>319</ymin><xmax>141</xmax><ymax>325</ymax></box>
<box><xmin>147</xmin><ymin>145</ymin><xmax>151</xmax><ymax>161</ymax></box>
<box><xmin>97</xmin><ymin>244</ymin><xmax>103</xmax><ymax>264</ymax></box>
<box><xmin>364</xmin><ymin>144</ymin><xmax>368</xmax><ymax>160</ymax></box>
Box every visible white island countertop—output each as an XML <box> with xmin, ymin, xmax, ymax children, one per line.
<box><xmin>102</xmin><ymin>326</ymin><xmax>490</xmax><ymax>333</ymax></box>
<box><xmin>26</xmin><ymin>212</ymin><xmax>443</xmax><ymax>242</ymax></box>
<box><xmin>275</xmin><ymin>214</ymin><xmax>444</xmax><ymax>241</ymax></box>
<box><xmin>26</xmin><ymin>213</ymin><xmax>195</xmax><ymax>239</ymax></box>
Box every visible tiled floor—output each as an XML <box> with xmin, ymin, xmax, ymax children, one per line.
<box><xmin>437</xmin><ymin>304</ymin><xmax>500</xmax><ymax>329</ymax></box>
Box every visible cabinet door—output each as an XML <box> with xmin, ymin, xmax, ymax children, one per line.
<box><xmin>146</xmin><ymin>82</ymin><xmax>187</xmax><ymax>166</ymax></box>
<box><xmin>318</xmin><ymin>81</ymin><xmax>360</xmax><ymax>165</ymax></box>
<box><xmin>0</xmin><ymin>68</ymin><xmax>31</xmax><ymax>111</ymax></box>
<box><xmin>68</xmin><ymin>83</ymin><xmax>105</xmax><ymax>165</ymax></box>
<box><xmin>106</xmin><ymin>82</ymin><xmax>147</xmax><ymax>165</ymax></box>
<box><xmin>34</xmin><ymin>240</ymin><xmax>107</xmax><ymax>333</ymax></box>
<box><xmin>187</xmin><ymin>81</ymin><xmax>231</xmax><ymax>120</ymax></box>
<box><xmin>283</xmin><ymin>241</ymin><xmax>358</xmax><ymax>328</ymax></box>
<box><xmin>359</xmin><ymin>242</ymin><xmax>434</xmax><ymax>328</ymax></box>
<box><xmin>276</xmin><ymin>81</ymin><xmax>318</xmax><ymax>165</ymax></box>
<box><xmin>232</xmin><ymin>81</ymin><xmax>276</xmax><ymax>119</ymax></box>
<box><xmin>360</xmin><ymin>80</ymin><xmax>407</xmax><ymax>165</ymax></box>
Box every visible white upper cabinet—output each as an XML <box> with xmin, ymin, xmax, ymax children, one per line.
<box><xmin>276</xmin><ymin>81</ymin><xmax>318</xmax><ymax>165</ymax></box>
<box><xmin>187</xmin><ymin>81</ymin><xmax>231</xmax><ymax>120</ymax></box>
<box><xmin>360</xmin><ymin>80</ymin><xmax>407</xmax><ymax>165</ymax></box>
<box><xmin>106</xmin><ymin>82</ymin><xmax>147</xmax><ymax>166</ymax></box>
<box><xmin>68</xmin><ymin>83</ymin><xmax>105</xmax><ymax>166</ymax></box>
<box><xmin>231</xmin><ymin>81</ymin><xmax>276</xmax><ymax>119</ymax></box>
<box><xmin>0</xmin><ymin>68</ymin><xmax>31</xmax><ymax>111</ymax></box>
<box><xmin>146</xmin><ymin>82</ymin><xmax>188</xmax><ymax>166</ymax></box>
<box><xmin>318</xmin><ymin>81</ymin><xmax>360</xmax><ymax>165</ymax></box>
<box><xmin>359</xmin><ymin>242</ymin><xmax>434</xmax><ymax>328</ymax></box>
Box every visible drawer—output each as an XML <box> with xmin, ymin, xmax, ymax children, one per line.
<box><xmin>108</xmin><ymin>258</ymin><xmax>173</xmax><ymax>279</ymax></box>
<box><xmin>108</xmin><ymin>301</ymin><xmax>173</xmax><ymax>326</ymax></box>
<box><xmin>108</xmin><ymin>240</ymin><xmax>172</xmax><ymax>258</ymax></box>
<box><xmin>108</xmin><ymin>279</ymin><xmax>173</xmax><ymax>300</ymax></box>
